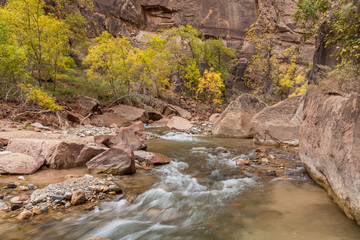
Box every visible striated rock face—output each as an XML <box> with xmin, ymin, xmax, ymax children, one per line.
<box><xmin>251</xmin><ymin>95</ymin><xmax>303</xmax><ymax>146</ymax></box>
<box><xmin>212</xmin><ymin>94</ymin><xmax>267</xmax><ymax>137</ymax></box>
<box><xmin>299</xmin><ymin>89</ymin><xmax>360</xmax><ymax>224</ymax></box>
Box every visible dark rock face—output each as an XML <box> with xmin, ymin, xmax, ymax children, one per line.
<box><xmin>299</xmin><ymin>89</ymin><xmax>360</xmax><ymax>225</ymax></box>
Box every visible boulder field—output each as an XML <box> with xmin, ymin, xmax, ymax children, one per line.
<box><xmin>0</xmin><ymin>121</ymin><xmax>170</xmax><ymax>175</ymax></box>
<box><xmin>299</xmin><ymin>89</ymin><xmax>360</xmax><ymax>225</ymax></box>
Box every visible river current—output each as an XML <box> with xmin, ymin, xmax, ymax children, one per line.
<box><xmin>6</xmin><ymin>129</ymin><xmax>360</xmax><ymax>239</ymax></box>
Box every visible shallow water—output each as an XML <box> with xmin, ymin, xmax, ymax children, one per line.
<box><xmin>3</xmin><ymin>130</ymin><xmax>360</xmax><ymax>240</ymax></box>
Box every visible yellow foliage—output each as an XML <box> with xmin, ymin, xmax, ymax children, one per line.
<box><xmin>18</xmin><ymin>83</ymin><xmax>63</xmax><ymax>112</ymax></box>
<box><xmin>196</xmin><ymin>68</ymin><xmax>224</xmax><ymax>105</ymax></box>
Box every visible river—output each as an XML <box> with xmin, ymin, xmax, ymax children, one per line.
<box><xmin>4</xmin><ymin>129</ymin><xmax>360</xmax><ymax>240</ymax></box>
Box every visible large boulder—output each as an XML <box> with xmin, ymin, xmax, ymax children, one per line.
<box><xmin>166</xmin><ymin>116</ymin><xmax>192</xmax><ymax>130</ymax></box>
<box><xmin>75</xmin><ymin>144</ymin><xmax>108</xmax><ymax>166</ymax></box>
<box><xmin>212</xmin><ymin>94</ymin><xmax>267</xmax><ymax>137</ymax></box>
<box><xmin>86</xmin><ymin>143</ymin><xmax>136</xmax><ymax>175</ymax></box>
<box><xmin>113</xmin><ymin>104</ymin><xmax>149</xmax><ymax>123</ymax></box>
<box><xmin>144</xmin><ymin>106</ymin><xmax>163</xmax><ymax>121</ymax></box>
<box><xmin>299</xmin><ymin>89</ymin><xmax>360</xmax><ymax>225</ymax></box>
<box><xmin>251</xmin><ymin>95</ymin><xmax>303</xmax><ymax>146</ymax></box>
<box><xmin>91</xmin><ymin>113</ymin><xmax>131</xmax><ymax>128</ymax></box>
<box><xmin>0</xmin><ymin>152</ymin><xmax>43</xmax><ymax>174</ymax></box>
<box><xmin>6</xmin><ymin>138</ymin><xmax>87</xmax><ymax>169</ymax></box>
<box><xmin>94</xmin><ymin>121</ymin><xmax>147</xmax><ymax>150</ymax></box>
<box><xmin>77</xmin><ymin>96</ymin><xmax>99</xmax><ymax>116</ymax></box>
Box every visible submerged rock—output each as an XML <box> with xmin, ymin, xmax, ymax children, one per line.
<box><xmin>212</xmin><ymin>94</ymin><xmax>267</xmax><ymax>137</ymax></box>
<box><xmin>252</xmin><ymin>95</ymin><xmax>303</xmax><ymax>146</ymax></box>
<box><xmin>134</xmin><ymin>150</ymin><xmax>171</xmax><ymax>165</ymax></box>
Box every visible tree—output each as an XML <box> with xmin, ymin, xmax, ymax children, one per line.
<box><xmin>244</xmin><ymin>26</ymin><xmax>279</xmax><ymax>98</ymax></box>
<box><xmin>137</xmin><ymin>35</ymin><xmax>171</xmax><ymax>98</ymax></box>
<box><xmin>204</xmin><ymin>39</ymin><xmax>236</xmax><ymax>79</ymax></box>
<box><xmin>84</xmin><ymin>31</ymin><xmax>138</xmax><ymax>98</ymax></box>
<box><xmin>244</xmin><ymin>26</ymin><xmax>307</xmax><ymax>101</ymax></box>
<box><xmin>276</xmin><ymin>46</ymin><xmax>307</xmax><ymax>99</ymax></box>
<box><xmin>196</xmin><ymin>68</ymin><xmax>225</xmax><ymax>105</ymax></box>
<box><xmin>0</xmin><ymin>22</ymin><xmax>26</xmax><ymax>84</ymax></box>
<box><xmin>295</xmin><ymin>0</ymin><xmax>360</xmax><ymax>63</ymax></box>
<box><xmin>0</xmin><ymin>0</ymin><xmax>84</xmax><ymax>89</ymax></box>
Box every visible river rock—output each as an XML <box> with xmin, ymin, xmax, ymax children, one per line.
<box><xmin>46</xmin><ymin>142</ymin><xmax>85</xmax><ymax>169</ymax></box>
<box><xmin>77</xmin><ymin>96</ymin><xmax>99</xmax><ymax>116</ymax></box>
<box><xmin>113</xmin><ymin>104</ymin><xmax>149</xmax><ymax>123</ymax></box>
<box><xmin>166</xmin><ymin>116</ymin><xmax>193</xmax><ymax>130</ymax></box>
<box><xmin>251</xmin><ymin>95</ymin><xmax>303</xmax><ymax>146</ymax></box>
<box><xmin>209</xmin><ymin>113</ymin><xmax>221</xmax><ymax>123</ymax></box>
<box><xmin>71</xmin><ymin>189</ymin><xmax>86</xmax><ymax>205</ymax></box>
<box><xmin>149</xmin><ymin>118</ymin><xmax>169</xmax><ymax>127</ymax></box>
<box><xmin>144</xmin><ymin>105</ymin><xmax>163</xmax><ymax>121</ymax></box>
<box><xmin>299</xmin><ymin>89</ymin><xmax>360</xmax><ymax>225</ymax></box>
<box><xmin>0</xmin><ymin>138</ymin><xmax>8</xmax><ymax>148</ymax></box>
<box><xmin>86</xmin><ymin>143</ymin><xmax>136</xmax><ymax>175</ymax></box>
<box><xmin>91</xmin><ymin>113</ymin><xmax>132</xmax><ymax>128</ymax></box>
<box><xmin>0</xmin><ymin>153</ymin><xmax>43</xmax><ymax>175</ymax></box>
<box><xmin>212</xmin><ymin>94</ymin><xmax>267</xmax><ymax>137</ymax></box>
<box><xmin>76</xmin><ymin>144</ymin><xmax>108</xmax><ymax>166</ymax></box>
<box><xmin>17</xmin><ymin>210</ymin><xmax>32</xmax><ymax>221</ymax></box>
<box><xmin>134</xmin><ymin>150</ymin><xmax>171</xmax><ymax>165</ymax></box>
<box><xmin>163</xmin><ymin>104</ymin><xmax>191</xmax><ymax>119</ymax></box>
<box><xmin>6</xmin><ymin>139</ymin><xmax>86</xmax><ymax>169</ymax></box>
<box><xmin>95</xmin><ymin>121</ymin><xmax>146</xmax><ymax>150</ymax></box>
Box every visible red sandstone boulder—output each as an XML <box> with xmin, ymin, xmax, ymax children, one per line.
<box><xmin>166</xmin><ymin>116</ymin><xmax>192</xmax><ymax>130</ymax></box>
<box><xmin>75</xmin><ymin>144</ymin><xmax>108</xmax><ymax>166</ymax></box>
<box><xmin>0</xmin><ymin>152</ymin><xmax>43</xmax><ymax>174</ymax></box>
<box><xmin>77</xmin><ymin>96</ymin><xmax>99</xmax><ymax>116</ymax></box>
<box><xmin>251</xmin><ymin>95</ymin><xmax>303</xmax><ymax>146</ymax></box>
<box><xmin>86</xmin><ymin>143</ymin><xmax>135</xmax><ymax>175</ymax></box>
<box><xmin>149</xmin><ymin>118</ymin><xmax>169</xmax><ymax>127</ymax></box>
<box><xmin>134</xmin><ymin>150</ymin><xmax>171</xmax><ymax>165</ymax></box>
<box><xmin>113</xmin><ymin>104</ymin><xmax>149</xmax><ymax>123</ymax></box>
<box><xmin>163</xmin><ymin>104</ymin><xmax>191</xmax><ymax>119</ymax></box>
<box><xmin>91</xmin><ymin>113</ymin><xmax>131</xmax><ymax>128</ymax></box>
<box><xmin>6</xmin><ymin>138</ymin><xmax>87</xmax><ymax>169</ymax></box>
<box><xmin>212</xmin><ymin>94</ymin><xmax>267</xmax><ymax>137</ymax></box>
<box><xmin>95</xmin><ymin>121</ymin><xmax>146</xmax><ymax>150</ymax></box>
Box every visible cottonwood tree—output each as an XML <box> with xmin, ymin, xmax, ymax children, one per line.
<box><xmin>84</xmin><ymin>31</ymin><xmax>138</xmax><ymax>98</ymax></box>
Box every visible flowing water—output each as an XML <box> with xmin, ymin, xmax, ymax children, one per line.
<box><xmin>5</xmin><ymin>130</ymin><xmax>360</xmax><ymax>239</ymax></box>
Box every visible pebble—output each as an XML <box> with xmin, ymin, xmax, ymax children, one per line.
<box><xmin>17</xmin><ymin>210</ymin><xmax>32</xmax><ymax>220</ymax></box>
<box><xmin>236</xmin><ymin>159</ymin><xmax>251</xmax><ymax>166</ymax></box>
<box><xmin>256</xmin><ymin>147</ymin><xmax>266</xmax><ymax>153</ymax></box>
<box><xmin>17</xmin><ymin>186</ymin><xmax>29</xmax><ymax>191</ymax></box>
<box><xmin>51</xmin><ymin>194</ymin><xmax>65</xmax><ymax>202</ymax></box>
<box><xmin>64</xmin><ymin>192</ymin><xmax>72</xmax><ymax>200</ymax></box>
<box><xmin>0</xmin><ymin>202</ymin><xmax>8</xmax><ymax>210</ymax></box>
<box><xmin>32</xmin><ymin>207</ymin><xmax>41</xmax><ymax>215</ymax></box>
<box><xmin>266</xmin><ymin>170</ymin><xmax>277</xmax><ymax>177</ymax></box>
<box><xmin>40</xmin><ymin>206</ymin><xmax>48</xmax><ymax>214</ymax></box>
<box><xmin>7</xmin><ymin>183</ymin><xmax>18</xmax><ymax>189</ymax></box>
<box><xmin>11</xmin><ymin>203</ymin><xmax>23</xmax><ymax>211</ymax></box>
<box><xmin>261</xmin><ymin>158</ymin><xmax>269</xmax><ymax>164</ymax></box>
<box><xmin>19</xmin><ymin>195</ymin><xmax>30</xmax><ymax>202</ymax></box>
<box><xmin>18</xmin><ymin>176</ymin><xmax>25</xmax><ymax>181</ymax></box>
<box><xmin>71</xmin><ymin>190</ymin><xmax>86</xmax><ymax>205</ymax></box>
<box><xmin>27</xmin><ymin>184</ymin><xmax>37</xmax><ymax>190</ymax></box>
